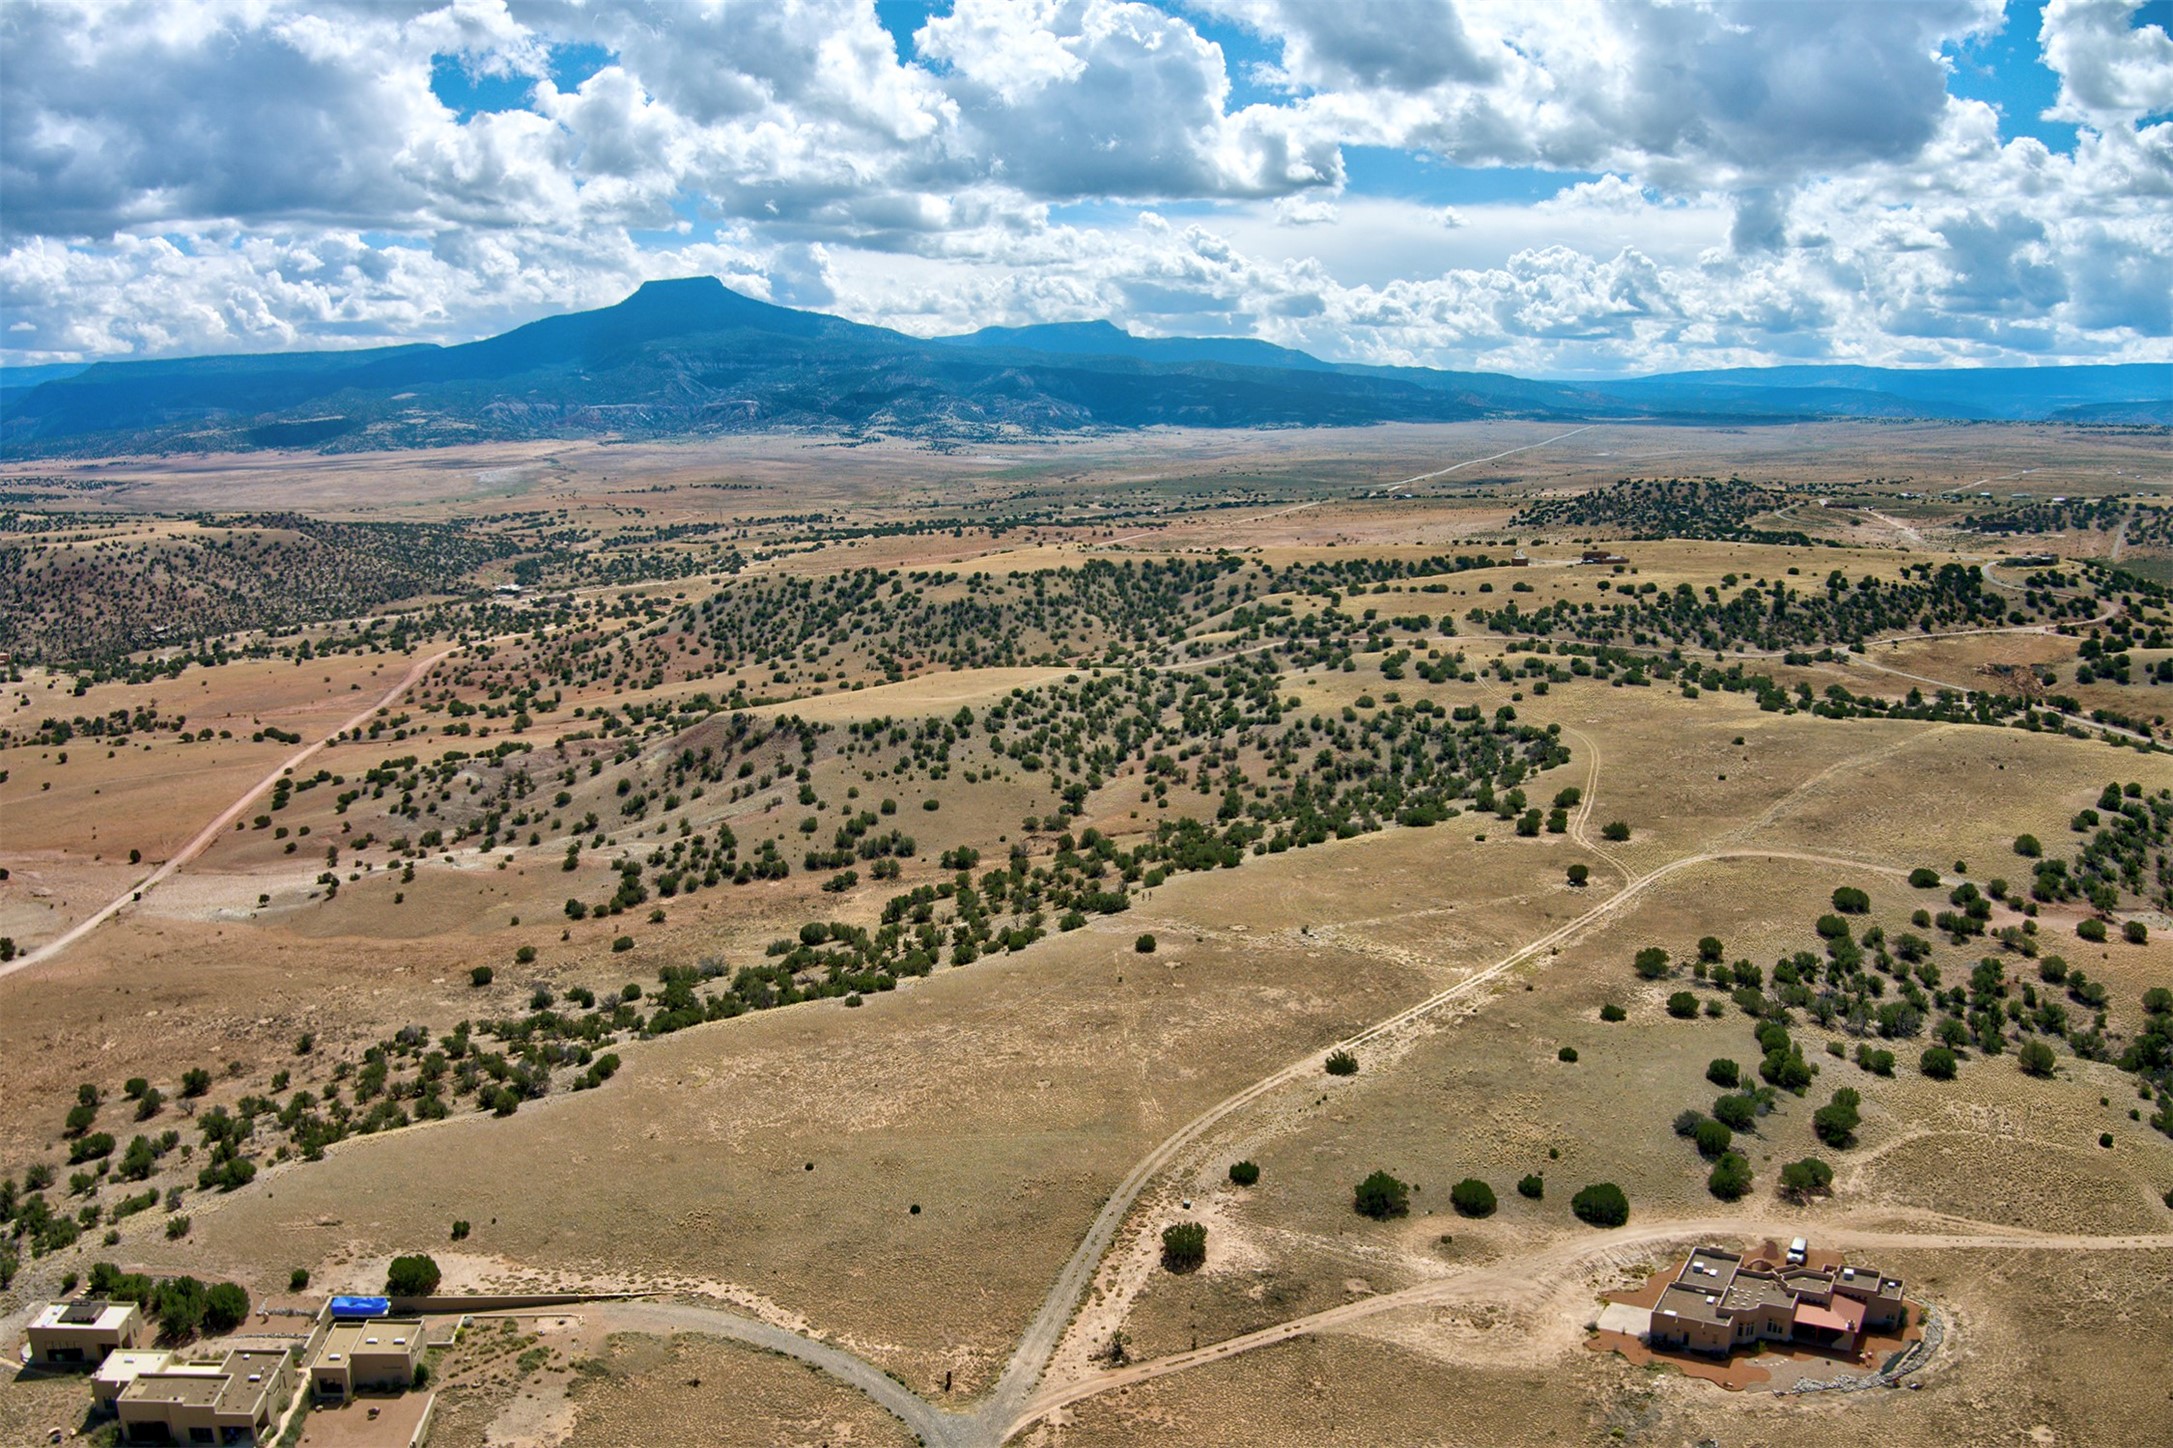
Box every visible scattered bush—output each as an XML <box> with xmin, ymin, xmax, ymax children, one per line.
<box><xmin>204</xmin><ymin>1282</ymin><xmax>250</xmax><ymax>1334</ymax></box>
<box><xmin>1830</xmin><ymin>886</ymin><xmax>1870</xmax><ymax>914</ymax></box>
<box><xmin>2076</xmin><ymin>918</ymin><xmax>2108</xmax><ymax>944</ymax></box>
<box><xmin>1920</xmin><ymin>1046</ymin><xmax>1959</xmax><ymax>1080</ymax></box>
<box><xmin>1713</xmin><ymin>1094</ymin><xmax>1758</xmax><ymax>1131</ymax></box>
<box><xmin>1779</xmin><ymin>1156</ymin><xmax>1835</xmax><ymax>1201</ymax></box>
<box><xmin>1571</xmin><ymin>1182</ymin><xmax>1629</xmax><ymax>1227</ymax></box>
<box><xmin>289</xmin><ymin>1268</ymin><xmax>311</xmax><ymax>1292</ymax></box>
<box><xmin>1516</xmin><ymin>1173</ymin><xmax>1544</xmax><ymax>1200</ymax></box>
<box><xmin>1707</xmin><ymin>1151</ymin><xmax>1754</xmax><ymax>1200</ymax></box>
<box><xmin>1633</xmin><ymin>947</ymin><xmax>1670</xmax><ymax>980</ymax></box>
<box><xmin>2018</xmin><ymin>1040</ymin><xmax>2058</xmax><ymax>1077</ymax></box>
<box><xmin>1908</xmin><ymin>867</ymin><xmax>1941</xmax><ymax>888</ymax></box>
<box><xmin>1160</xmin><ymin>1221</ymin><xmax>1207</xmax><ymax>1272</ymax></box>
<box><xmin>1705</xmin><ymin>1058</ymin><xmax>1740</xmax><ymax>1088</ymax></box>
<box><xmin>1600</xmin><ymin>821</ymin><xmax>1631</xmax><ymax>842</ymax></box>
<box><xmin>1598</xmin><ymin>1003</ymin><xmax>1626</xmax><ymax>1022</ymax></box>
<box><xmin>1134</xmin><ymin>934</ymin><xmax>1157</xmax><ymax>954</ymax></box>
<box><xmin>1228</xmin><ymin>1160</ymin><xmax>1260</xmax><ymax>1187</ymax></box>
<box><xmin>1557</xmin><ymin>1045</ymin><xmax>1579</xmax><ymax>1063</ymax></box>
<box><xmin>1692</xmin><ymin>1118</ymin><xmax>1734</xmax><ymax>1160</ymax></box>
<box><xmin>1353</xmin><ymin>1170</ymin><xmax>1411</xmax><ymax>1220</ymax></box>
<box><xmin>469</xmin><ymin>965</ymin><xmax>494</xmax><ymax>987</ymax></box>
<box><xmin>1666</xmin><ymin>991</ymin><xmax>1698</xmax><ymax>1019</ymax></box>
<box><xmin>1449</xmin><ymin>1178</ymin><xmax>1497</xmax><ymax>1217</ymax></box>
<box><xmin>385</xmin><ymin>1254</ymin><xmax>442</xmax><ymax>1297</ymax></box>
<box><xmin>2123</xmin><ymin>920</ymin><xmax>2148</xmax><ymax>945</ymax></box>
<box><xmin>1324</xmin><ymin>1049</ymin><xmax>1359</xmax><ymax>1077</ymax></box>
<box><xmin>1812</xmin><ymin>1087</ymin><xmax>1862</xmax><ymax>1148</ymax></box>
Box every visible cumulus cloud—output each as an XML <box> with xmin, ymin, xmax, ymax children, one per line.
<box><xmin>2041</xmin><ymin>0</ymin><xmax>2173</xmax><ymax>127</ymax></box>
<box><xmin>0</xmin><ymin>0</ymin><xmax>2166</xmax><ymax>373</ymax></box>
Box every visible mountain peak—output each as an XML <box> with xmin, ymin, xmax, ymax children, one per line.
<box><xmin>626</xmin><ymin>276</ymin><xmax>731</xmax><ymax>303</ymax></box>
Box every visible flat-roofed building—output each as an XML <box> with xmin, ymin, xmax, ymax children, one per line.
<box><xmin>27</xmin><ymin>1299</ymin><xmax>150</xmax><ymax>1368</ymax></box>
<box><xmin>93</xmin><ymin>1350</ymin><xmax>177</xmax><ymax>1405</ymax></box>
<box><xmin>1644</xmin><ymin>1244</ymin><xmax>1906</xmax><ymax>1359</ymax></box>
<box><xmin>114</xmin><ymin>1346</ymin><xmax>296</xmax><ymax>1445</ymax></box>
<box><xmin>309</xmin><ymin>1318</ymin><xmax>426</xmax><ymax>1401</ymax></box>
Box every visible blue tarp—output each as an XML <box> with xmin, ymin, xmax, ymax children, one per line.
<box><xmin>329</xmin><ymin>1295</ymin><xmax>391</xmax><ymax>1318</ymax></box>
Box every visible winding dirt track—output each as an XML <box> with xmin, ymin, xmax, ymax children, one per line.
<box><xmin>0</xmin><ymin>647</ymin><xmax>454</xmax><ymax>982</ymax></box>
<box><xmin>1007</xmin><ymin>1217</ymin><xmax>2173</xmax><ymax>1432</ymax></box>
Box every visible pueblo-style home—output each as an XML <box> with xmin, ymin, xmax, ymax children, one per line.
<box><xmin>1648</xmin><ymin>1244</ymin><xmax>1905</xmax><ymax>1358</ymax></box>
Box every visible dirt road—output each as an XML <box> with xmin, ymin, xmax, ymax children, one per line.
<box><xmin>1008</xmin><ymin>1216</ymin><xmax>2173</xmax><ymax>1431</ymax></box>
<box><xmin>0</xmin><ymin>647</ymin><xmax>454</xmax><ymax>980</ymax></box>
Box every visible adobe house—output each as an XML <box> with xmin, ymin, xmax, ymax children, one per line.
<box><xmin>112</xmin><ymin>1346</ymin><xmax>297</xmax><ymax>1445</ymax></box>
<box><xmin>1647</xmin><ymin>1245</ymin><xmax>1904</xmax><ymax>1359</ymax></box>
<box><xmin>308</xmin><ymin>1317</ymin><xmax>426</xmax><ymax>1401</ymax></box>
<box><xmin>26</xmin><ymin>1299</ymin><xmax>151</xmax><ymax>1368</ymax></box>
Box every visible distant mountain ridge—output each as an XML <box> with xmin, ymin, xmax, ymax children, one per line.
<box><xmin>2</xmin><ymin>276</ymin><xmax>2164</xmax><ymax>458</ymax></box>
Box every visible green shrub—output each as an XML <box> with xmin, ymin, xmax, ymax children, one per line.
<box><xmin>1516</xmin><ymin>1173</ymin><xmax>1544</xmax><ymax>1200</ymax></box>
<box><xmin>1707</xmin><ymin>1152</ymin><xmax>1753</xmax><ymax>1200</ymax></box>
<box><xmin>1920</xmin><ymin>1046</ymin><xmax>1959</xmax><ymax>1080</ymax></box>
<box><xmin>1228</xmin><ymin>1160</ymin><xmax>1260</xmax><ymax>1187</ymax></box>
<box><xmin>1779</xmin><ymin>1156</ymin><xmax>1834</xmax><ymax>1200</ymax></box>
<box><xmin>1666</xmin><ymin>991</ymin><xmax>1698</xmax><ymax>1018</ymax></box>
<box><xmin>1599</xmin><ymin>1003</ymin><xmax>1626</xmax><ymax>1022</ymax></box>
<box><xmin>1557</xmin><ymin>1046</ymin><xmax>1579</xmax><ymax>1063</ymax></box>
<box><xmin>1353</xmin><ymin>1170</ymin><xmax>1410</xmax><ymax>1220</ymax></box>
<box><xmin>1571</xmin><ymin>1182</ymin><xmax>1629</xmax><ymax>1227</ymax></box>
<box><xmin>2077</xmin><ymin>918</ymin><xmax>2108</xmax><ymax>943</ymax></box>
<box><xmin>469</xmin><ymin>965</ymin><xmax>494</xmax><ymax>987</ymax></box>
<box><xmin>1713</xmin><ymin>1094</ymin><xmax>1758</xmax><ymax>1130</ymax></box>
<box><xmin>1135</xmin><ymin>934</ymin><xmax>1157</xmax><ymax>954</ymax></box>
<box><xmin>204</xmin><ymin>1282</ymin><xmax>250</xmax><ymax>1334</ymax></box>
<box><xmin>1449</xmin><ymin>1178</ymin><xmax>1497</xmax><ymax>1217</ymax></box>
<box><xmin>1160</xmin><ymin>1222</ymin><xmax>1207</xmax><ymax>1272</ymax></box>
<box><xmin>1705</xmin><ymin>1058</ymin><xmax>1740</xmax><ymax>1088</ymax></box>
<box><xmin>1692</xmin><ymin>1118</ymin><xmax>1734</xmax><ymax>1159</ymax></box>
<box><xmin>385</xmin><ymin>1254</ymin><xmax>442</xmax><ymax>1297</ymax></box>
<box><xmin>1324</xmin><ymin>1049</ymin><xmax>1359</xmax><ymax>1077</ymax></box>
<box><xmin>1812</xmin><ymin>1088</ymin><xmax>1862</xmax><ymax>1148</ymax></box>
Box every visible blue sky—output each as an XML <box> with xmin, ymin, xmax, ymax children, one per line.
<box><xmin>3</xmin><ymin>0</ymin><xmax>2169</xmax><ymax>375</ymax></box>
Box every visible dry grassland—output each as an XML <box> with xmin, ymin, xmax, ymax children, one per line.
<box><xmin>3</xmin><ymin>422</ymin><xmax>2170</xmax><ymax>1448</ymax></box>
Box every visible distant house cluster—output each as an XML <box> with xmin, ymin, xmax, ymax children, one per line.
<box><xmin>1649</xmin><ymin>1244</ymin><xmax>1905</xmax><ymax>1358</ymax></box>
<box><xmin>22</xmin><ymin>1291</ymin><xmax>435</xmax><ymax>1446</ymax></box>
<box><xmin>1579</xmin><ymin>547</ymin><xmax>1628</xmax><ymax>565</ymax></box>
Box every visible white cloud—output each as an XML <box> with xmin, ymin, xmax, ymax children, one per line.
<box><xmin>0</xmin><ymin>0</ymin><xmax>2165</xmax><ymax>374</ymax></box>
<box><xmin>2041</xmin><ymin>0</ymin><xmax>2173</xmax><ymax>128</ymax></box>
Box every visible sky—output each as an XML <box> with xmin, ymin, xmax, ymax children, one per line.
<box><xmin>1</xmin><ymin>0</ymin><xmax>2169</xmax><ymax>377</ymax></box>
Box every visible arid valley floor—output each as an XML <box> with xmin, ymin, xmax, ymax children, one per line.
<box><xmin>3</xmin><ymin>419</ymin><xmax>2170</xmax><ymax>1447</ymax></box>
